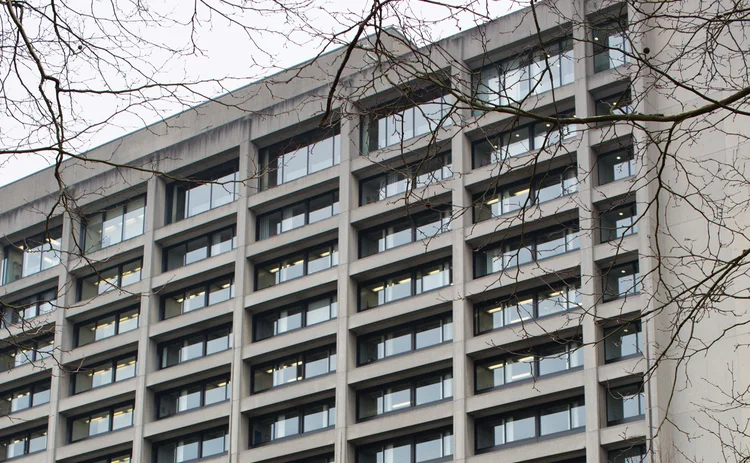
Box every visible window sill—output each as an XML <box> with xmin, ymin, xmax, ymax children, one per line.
<box><xmin>604</xmin><ymin>352</ymin><xmax>643</xmax><ymax>365</ymax></box>
<box><xmin>601</xmin><ymin>291</ymin><xmax>641</xmax><ymax>304</ymax></box>
<box><xmin>607</xmin><ymin>415</ymin><xmax>645</xmax><ymax>427</ymax></box>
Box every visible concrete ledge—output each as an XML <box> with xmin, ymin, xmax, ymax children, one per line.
<box><xmin>596</xmin><ymin>294</ymin><xmax>644</xmax><ymax>321</ymax></box>
<box><xmin>593</xmin><ymin>233</ymin><xmax>639</xmax><ymax>262</ymax></box>
<box><xmin>347</xmin><ymin>401</ymin><xmax>453</xmax><ymax>441</ymax></box>
<box><xmin>154</xmin><ymin>201</ymin><xmax>238</xmax><ymax>243</ymax></box>
<box><xmin>592</xmin><ymin>177</ymin><xmax>637</xmax><ymax>204</ymax></box>
<box><xmin>62</xmin><ymin>329</ymin><xmax>139</xmax><ymax>365</ymax></box>
<box><xmin>0</xmin><ymin>311</ymin><xmax>56</xmax><ymax>343</ymax></box>
<box><xmin>240</xmin><ymin>429</ymin><xmax>335</xmax><ymax>463</ymax></box>
<box><xmin>600</xmin><ymin>420</ymin><xmax>647</xmax><ymax>446</ymax></box>
<box><xmin>466</xmin><ymin>369</ymin><xmax>584</xmax><ymax>416</ymax></box>
<box><xmin>151</xmin><ymin>251</ymin><xmax>236</xmax><ymax>291</ymax></box>
<box><xmin>55</xmin><ymin>427</ymin><xmax>135</xmax><ymax>461</ymax></box>
<box><xmin>348</xmin><ymin>233</ymin><xmax>452</xmax><ymax>280</ymax></box>
<box><xmin>0</xmin><ymin>269</ymin><xmax>58</xmax><ymax>301</ymax></box>
<box><xmin>241</xmin><ymin>374</ymin><xmax>336</xmax><ymax>413</ymax></box>
<box><xmin>598</xmin><ymin>356</ymin><xmax>645</xmax><ymax>384</ymax></box>
<box><xmin>467</xmin><ymin>430</ymin><xmax>585</xmax><ymax>463</ymax></box>
<box><xmin>148</xmin><ymin>299</ymin><xmax>234</xmax><ymax>341</ymax></box>
<box><xmin>58</xmin><ymin>377</ymin><xmax>136</xmax><ymax>414</ymax></box>
<box><xmin>348</xmin><ymin>290</ymin><xmax>453</xmax><ymax>333</ymax></box>
<box><xmin>0</xmin><ymin>403</ymin><xmax>50</xmax><ymax>432</ymax></box>
<box><xmin>347</xmin><ymin>342</ymin><xmax>453</xmax><ymax>386</ymax></box>
<box><xmin>246</xmin><ymin>216</ymin><xmax>339</xmax><ymax>261</ymax></box>
<box><xmin>242</xmin><ymin>319</ymin><xmax>337</xmax><ymax>361</ymax></box>
<box><xmin>68</xmin><ymin>235</ymin><xmax>146</xmax><ymax>273</ymax></box>
<box><xmin>66</xmin><ymin>280</ymin><xmax>147</xmax><ymax>319</ymax></box>
<box><xmin>0</xmin><ymin>362</ymin><xmax>53</xmax><ymax>388</ymax></box>
<box><xmin>244</xmin><ymin>268</ymin><xmax>338</xmax><ymax>309</ymax></box>
<box><xmin>248</xmin><ymin>169</ymin><xmax>339</xmax><ymax>212</ymax></box>
<box><xmin>349</xmin><ymin>180</ymin><xmax>455</xmax><ymax>226</ymax></box>
<box><xmin>146</xmin><ymin>350</ymin><xmax>232</xmax><ymax>388</ymax></box>
<box><xmin>143</xmin><ymin>401</ymin><xmax>230</xmax><ymax>439</ymax></box>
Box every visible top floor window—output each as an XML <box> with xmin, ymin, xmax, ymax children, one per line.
<box><xmin>82</xmin><ymin>196</ymin><xmax>146</xmax><ymax>253</ymax></box>
<box><xmin>472</xmin><ymin>114</ymin><xmax>576</xmax><ymax>168</ymax></box>
<box><xmin>260</xmin><ymin>125</ymin><xmax>340</xmax><ymax>190</ymax></box>
<box><xmin>360</xmin><ymin>90</ymin><xmax>454</xmax><ymax>154</ymax></box>
<box><xmin>593</xmin><ymin>16</ymin><xmax>630</xmax><ymax>73</ymax></box>
<box><xmin>360</xmin><ymin>152</ymin><xmax>452</xmax><ymax>206</ymax></box>
<box><xmin>1</xmin><ymin>227</ymin><xmax>62</xmax><ymax>285</ymax></box>
<box><xmin>0</xmin><ymin>287</ymin><xmax>57</xmax><ymax>328</ymax></box>
<box><xmin>474</xmin><ymin>39</ymin><xmax>574</xmax><ymax>111</ymax></box>
<box><xmin>167</xmin><ymin>160</ymin><xmax>239</xmax><ymax>224</ymax></box>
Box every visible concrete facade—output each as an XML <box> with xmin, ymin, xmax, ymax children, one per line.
<box><xmin>0</xmin><ymin>1</ymin><xmax>748</xmax><ymax>463</ymax></box>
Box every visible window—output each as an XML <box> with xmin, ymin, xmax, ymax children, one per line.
<box><xmin>0</xmin><ymin>336</ymin><xmax>54</xmax><ymax>372</ymax></box>
<box><xmin>604</xmin><ymin>321</ymin><xmax>643</xmax><ymax>362</ymax></box>
<box><xmin>598</xmin><ymin>148</ymin><xmax>636</xmax><ymax>184</ymax></box>
<box><xmin>159</xmin><ymin>325</ymin><xmax>232</xmax><ymax>369</ymax></box>
<box><xmin>360</xmin><ymin>153</ymin><xmax>452</xmax><ymax>206</ymax></box>
<box><xmin>360</xmin><ymin>91</ymin><xmax>454</xmax><ymax>154</ymax></box>
<box><xmin>0</xmin><ymin>380</ymin><xmax>50</xmax><ymax>414</ymax></box>
<box><xmin>250</xmin><ymin>398</ymin><xmax>335</xmax><ymax>446</ymax></box>
<box><xmin>260</xmin><ymin>126</ymin><xmax>340</xmax><ymax>190</ymax></box>
<box><xmin>475</xmin><ymin>340</ymin><xmax>582</xmax><ymax>392</ymax></box>
<box><xmin>472</xmin><ymin>117</ymin><xmax>576</xmax><ymax>167</ymax></box>
<box><xmin>356</xmin><ymin>428</ymin><xmax>453</xmax><ymax>463</ymax></box>
<box><xmin>596</xmin><ymin>89</ymin><xmax>633</xmax><ymax>118</ymax></box>
<box><xmin>475</xmin><ymin>282</ymin><xmax>581</xmax><ymax>334</ymax></box>
<box><xmin>256</xmin><ymin>243</ymin><xmax>338</xmax><ymax>290</ymax></box>
<box><xmin>0</xmin><ymin>427</ymin><xmax>47</xmax><ymax>460</ymax></box>
<box><xmin>80</xmin><ymin>453</ymin><xmax>132</xmax><ymax>463</ymax></box>
<box><xmin>157</xmin><ymin>375</ymin><xmax>231</xmax><ymax>419</ymax></box>
<box><xmin>252</xmin><ymin>345</ymin><xmax>336</xmax><ymax>393</ymax></box>
<box><xmin>288</xmin><ymin>455</ymin><xmax>335</xmax><ymax>463</ymax></box>
<box><xmin>593</xmin><ymin>17</ymin><xmax>631</xmax><ymax>73</ymax></box>
<box><xmin>72</xmin><ymin>354</ymin><xmax>137</xmax><ymax>394</ymax></box>
<box><xmin>359</xmin><ymin>259</ymin><xmax>452</xmax><ymax>311</ymax></box>
<box><xmin>358</xmin><ymin>314</ymin><xmax>453</xmax><ymax>365</ymax></box>
<box><xmin>0</xmin><ymin>287</ymin><xmax>57</xmax><ymax>328</ymax></box>
<box><xmin>82</xmin><ymin>196</ymin><xmax>146</xmax><ymax>253</ymax></box>
<box><xmin>607</xmin><ymin>383</ymin><xmax>646</xmax><ymax>425</ymax></box>
<box><xmin>600</xmin><ymin>203</ymin><xmax>638</xmax><ymax>242</ymax></box>
<box><xmin>474</xmin><ymin>39</ymin><xmax>574</xmax><ymax>110</ymax></box>
<box><xmin>360</xmin><ymin>208</ymin><xmax>452</xmax><ymax>258</ymax></box>
<box><xmin>76</xmin><ymin>306</ymin><xmax>139</xmax><ymax>346</ymax></box>
<box><xmin>358</xmin><ymin>371</ymin><xmax>452</xmax><ymax>420</ymax></box>
<box><xmin>474</xmin><ymin>223</ymin><xmax>580</xmax><ymax>278</ymax></box>
<box><xmin>473</xmin><ymin>167</ymin><xmax>577</xmax><ymax>221</ymax></box>
<box><xmin>162</xmin><ymin>276</ymin><xmax>235</xmax><ymax>320</ymax></box>
<box><xmin>254</xmin><ymin>293</ymin><xmax>338</xmax><ymax>341</ymax></box>
<box><xmin>164</xmin><ymin>226</ymin><xmax>236</xmax><ymax>271</ymax></box>
<box><xmin>602</xmin><ymin>261</ymin><xmax>640</xmax><ymax>301</ymax></box>
<box><xmin>167</xmin><ymin>160</ymin><xmax>239</xmax><ymax>223</ymax></box>
<box><xmin>69</xmin><ymin>402</ymin><xmax>134</xmax><ymax>442</ymax></box>
<box><xmin>257</xmin><ymin>191</ymin><xmax>340</xmax><ymax>240</ymax></box>
<box><xmin>608</xmin><ymin>445</ymin><xmax>647</xmax><ymax>463</ymax></box>
<box><xmin>77</xmin><ymin>258</ymin><xmax>143</xmax><ymax>301</ymax></box>
<box><xmin>154</xmin><ymin>427</ymin><xmax>229</xmax><ymax>463</ymax></box>
<box><xmin>1</xmin><ymin>227</ymin><xmax>62</xmax><ymax>285</ymax></box>
<box><xmin>475</xmin><ymin>398</ymin><xmax>585</xmax><ymax>452</ymax></box>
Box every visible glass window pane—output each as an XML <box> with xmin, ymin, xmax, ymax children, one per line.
<box><xmin>540</xmin><ymin>404</ymin><xmax>570</xmax><ymax>435</ymax></box>
<box><xmin>383</xmin><ymin>383</ymin><xmax>411</xmax><ymax>413</ymax></box>
<box><xmin>303</xmin><ymin>403</ymin><xmax>332</xmax><ymax>432</ymax></box>
<box><xmin>123</xmin><ymin>197</ymin><xmax>146</xmax><ymax>240</ymax></box>
<box><xmin>180</xmin><ymin>335</ymin><xmax>205</xmax><ymax>362</ymax></box>
<box><xmin>32</xmin><ymin>384</ymin><xmax>50</xmax><ymax>406</ymax></box>
<box><xmin>177</xmin><ymin>385</ymin><xmax>202</xmax><ymax>413</ymax></box>
<box><xmin>416</xmin><ymin>262</ymin><xmax>450</xmax><ymax>294</ymax></box>
<box><xmin>385</xmin><ymin>274</ymin><xmax>412</xmax><ymax>303</ymax></box>
<box><xmin>272</xmin><ymin>358</ymin><xmax>300</xmax><ymax>387</ymax></box>
<box><xmin>166</xmin><ymin>244</ymin><xmax>187</xmax><ymax>271</ymax></box>
<box><xmin>205</xmin><ymin>379</ymin><xmax>230</xmax><ymax>406</ymax></box>
<box><xmin>415</xmin><ymin>320</ymin><xmax>443</xmax><ymax>349</ymax></box>
<box><xmin>476</xmin><ymin>361</ymin><xmax>504</xmax><ymax>391</ymax></box>
<box><xmin>415</xmin><ymin>376</ymin><xmax>443</xmax><ymax>406</ymax></box>
<box><xmin>120</xmin><ymin>260</ymin><xmax>142</xmax><ymax>287</ymax></box>
<box><xmin>309</xmin><ymin>193</ymin><xmax>338</xmax><ymax>224</ymax></box>
<box><xmin>208</xmin><ymin>279</ymin><xmax>233</xmax><ymax>305</ymax></box>
<box><xmin>184</xmin><ymin>236</ymin><xmax>209</xmax><ymax>265</ymax></box>
<box><xmin>416</xmin><ymin>433</ymin><xmax>444</xmax><ymax>462</ymax></box>
<box><xmin>304</xmin><ymin>351</ymin><xmax>331</xmax><ymax>378</ymax></box>
<box><xmin>28</xmin><ymin>430</ymin><xmax>46</xmax><ymax>454</ymax></box>
<box><xmin>175</xmin><ymin>435</ymin><xmax>200</xmax><ymax>462</ymax></box>
<box><xmin>306</xmin><ymin>297</ymin><xmax>334</xmax><ymax>326</ymax></box>
<box><xmin>206</xmin><ymin>330</ymin><xmax>231</xmax><ymax>355</ymax></box>
<box><xmin>505</xmin><ymin>356</ymin><xmax>534</xmax><ymax>383</ymax></box>
<box><xmin>118</xmin><ymin>308</ymin><xmax>139</xmax><ymax>333</ymax></box>
<box><xmin>115</xmin><ymin>356</ymin><xmax>137</xmax><ymax>381</ymax></box>
<box><xmin>10</xmin><ymin>390</ymin><xmax>30</xmax><ymax>412</ymax></box>
<box><xmin>211</xmin><ymin>172</ymin><xmax>237</xmax><ymax>209</ymax></box>
<box><xmin>211</xmin><ymin>228</ymin><xmax>235</xmax><ymax>255</ymax></box>
<box><xmin>309</xmin><ymin>136</ymin><xmax>334</xmax><ymax>173</ymax></box>
<box><xmin>308</xmin><ymin>245</ymin><xmax>336</xmax><ymax>274</ymax></box>
<box><xmin>385</xmin><ymin>328</ymin><xmax>412</xmax><ymax>357</ymax></box>
<box><xmin>102</xmin><ymin>208</ymin><xmax>124</xmax><ymax>248</ymax></box>
<box><xmin>94</xmin><ymin>315</ymin><xmax>117</xmax><ymax>342</ymax></box>
<box><xmin>280</xmin><ymin>148</ymin><xmax>308</xmax><ymax>184</ymax></box>
<box><xmin>112</xmin><ymin>405</ymin><xmax>134</xmax><ymax>430</ymax></box>
<box><xmin>77</xmin><ymin>320</ymin><xmax>97</xmax><ymax>346</ymax></box>
<box><xmin>506</xmin><ymin>414</ymin><xmax>536</xmax><ymax>442</ymax></box>
<box><xmin>187</xmin><ymin>183</ymin><xmax>211</xmax><ymax>217</ymax></box>
<box><xmin>202</xmin><ymin>429</ymin><xmax>228</xmax><ymax>457</ymax></box>
<box><xmin>84</xmin><ymin>214</ymin><xmax>104</xmax><ymax>253</ymax></box>
<box><xmin>184</xmin><ymin>287</ymin><xmax>206</xmax><ymax>313</ymax></box>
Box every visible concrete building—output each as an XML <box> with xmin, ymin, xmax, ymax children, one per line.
<box><xmin>0</xmin><ymin>0</ymin><xmax>746</xmax><ymax>463</ymax></box>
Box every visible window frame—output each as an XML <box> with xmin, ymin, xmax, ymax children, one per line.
<box><xmin>604</xmin><ymin>320</ymin><xmax>644</xmax><ymax>363</ymax></box>
<box><xmin>0</xmin><ymin>379</ymin><xmax>51</xmax><ymax>415</ymax></box>
<box><xmin>81</xmin><ymin>195</ymin><xmax>147</xmax><ymax>254</ymax></box>
<box><xmin>71</xmin><ymin>352</ymin><xmax>138</xmax><ymax>395</ymax></box>
<box><xmin>68</xmin><ymin>401</ymin><xmax>135</xmax><ymax>443</ymax></box>
<box><xmin>166</xmin><ymin>159</ymin><xmax>240</xmax><ymax>224</ymax></box>
<box><xmin>160</xmin><ymin>275</ymin><xmax>235</xmax><ymax>320</ymax></box>
<box><xmin>607</xmin><ymin>444</ymin><xmax>647</xmax><ymax>463</ymax></box>
<box><xmin>356</xmin><ymin>369</ymin><xmax>453</xmax><ymax>421</ymax></box>
<box><xmin>358</xmin><ymin>258</ymin><xmax>453</xmax><ymax>311</ymax></box>
<box><xmin>77</xmin><ymin>258</ymin><xmax>143</xmax><ymax>301</ymax></box>
<box><xmin>249</xmin><ymin>397</ymin><xmax>336</xmax><ymax>447</ymax></box>
<box><xmin>606</xmin><ymin>382</ymin><xmax>646</xmax><ymax>426</ymax></box>
<box><xmin>251</xmin><ymin>345</ymin><xmax>336</xmax><ymax>393</ymax></box>
<box><xmin>358</xmin><ymin>152</ymin><xmax>453</xmax><ymax>206</ymax></box>
<box><xmin>78</xmin><ymin>452</ymin><xmax>132</xmax><ymax>463</ymax></box>
<box><xmin>475</xmin><ymin>397</ymin><xmax>586</xmax><ymax>453</ymax></box>
<box><xmin>357</xmin><ymin>313</ymin><xmax>453</xmax><ymax>366</ymax></box>
<box><xmin>601</xmin><ymin>261</ymin><xmax>640</xmax><ymax>302</ymax></box>
<box><xmin>162</xmin><ymin>225</ymin><xmax>237</xmax><ymax>271</ymax></box>
<box><xmin>253</xmin><ymin>293</ymin><xmax>338</xmax><ymax>341</ymax></box>
<box><xmin>158</xmin><ymin>324</ymin><xmax>233</xmax><ymax>370</ymax></box>
<box><xmin>0</xmin><ymin>287</ymin><xmax>57</xmax><ymax>328</ymax></box>
<box><xmin>0</xmin><ymin>336</ymin><xmax>55</xmax><ymax>373</ymax></box>
<box><xmin>255</xmin><ymin>242</ymin><xmax>338</xmax><ymax>290</ymax></box>
<box><xmin>597</xmin><ymin>147</ymin><xmax>636</xmax><ymax>185</ymax></box>
<box><xmin>0</xmin><ymin>426</ymin><xmax>47</xmax><ymax>460</ymax></box>
<box><xmin>359</xmin><ymin>207</ymin><xmax>453</xmax><ymax>258</ymax></box>
<box><xmin>74</xmin><ymin>305</ymin><xmax>140</xmax><ymax>347</ymax></box>
<box><xmin>1</xmin><ymin>227</ymin><xmax>63</xmax><ymax>285</ymax></box>
<box><xmin>593</xmin><ymin>16</ymin><xmax>631</xmax><ymax>73</ymax></box>
<box><xmin>152</xmin><ymin>426</ymin><xmax>229</xmax><ymax>463</ymax></box>
<box><xmin>599</xmin><ymin>203</ymin><xmax>638</xmax><ymax>243</ymax></box>
<box><xmin>474</xmin><ymin>340</ymin><xmax>583</xmax><ymax>393</ymax></box>
<box><xmin>155</xmin><ymin>374</ymin><xmax>231</xmax><ymax>419</ymax></box>
<box><xmin>355</xmin><ymin>427</ymin><xmax>454</xmax><ymax>463</ymax></box>
<box><xmin>256</xmin><ymin>191</ymin><xmax>340</xmax><ymax>240</ymax></box>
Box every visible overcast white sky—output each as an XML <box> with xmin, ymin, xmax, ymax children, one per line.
<box><xmin>0</xmin><ymin>0</ymin><xmax>517</xmax><ymax>188</ymax></box>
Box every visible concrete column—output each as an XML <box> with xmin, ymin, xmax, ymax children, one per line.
<box><xmin>230</xmin><ymin>120</ymin><xmax>254</xmax><ymax>463</ymax></box>
<box><xmin>133</xmin><ymin>173</ymin><xmax>163</xmax><ymax>463</ymax></box>
<box><xmin>335</xmin><ymin>110</ymin><xmax>358</xmax><ymax>463</ymax></box>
